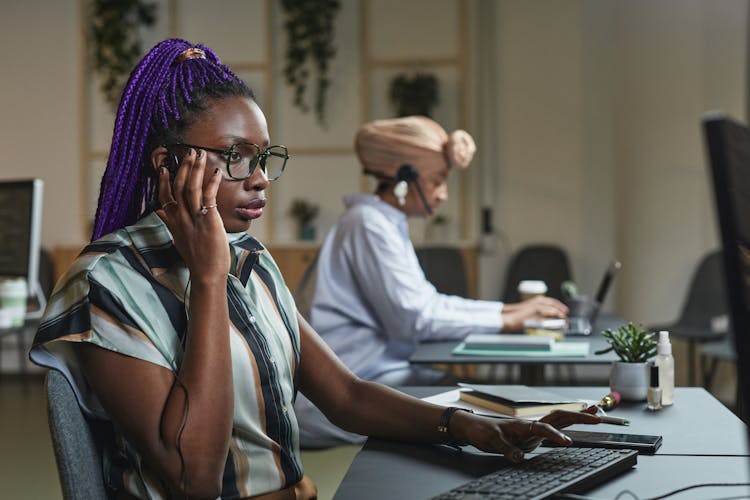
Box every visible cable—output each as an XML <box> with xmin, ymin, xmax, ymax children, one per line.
<box><xmin>558</xmin><ymin>482</ymin><xmax>750</xmax><ymax>500</ymax></box>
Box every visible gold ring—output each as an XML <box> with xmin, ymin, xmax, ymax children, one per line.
<box><xmin>200</xmin><ymin>204</ymin><xmax>217</xmax><ymax>215</ymax></box>
<box><xmin>161</xmin><ymin>200</ymin><xmax>177</xmax><ymax>210</ymax></box>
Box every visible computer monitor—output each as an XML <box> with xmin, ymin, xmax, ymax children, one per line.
<box><xmin>0</xmin><ymin>179</ymin><xmax>46</xmax><ymax>318</ymax></box>
<box><xmin>703</xmin><ymin>113</ymin><xmax>750</xmax><ymax>427</ymax></box>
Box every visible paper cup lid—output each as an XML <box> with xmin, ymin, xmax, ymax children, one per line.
<box><xmin>518</xmin><ymin>280</ymin><xmax>547</xmax><ymax>294</ymax></box>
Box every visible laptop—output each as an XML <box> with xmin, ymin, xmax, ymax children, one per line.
<box><xmin>565</xmin><ymin>260</ymin><xmax>621</xmax><ymax>335</ymax></box>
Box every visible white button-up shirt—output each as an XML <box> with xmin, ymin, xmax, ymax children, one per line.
<box><xmin>294</xmin><ymin>193</ymin><xmax>505</xmax><ymax>446</ymax></box>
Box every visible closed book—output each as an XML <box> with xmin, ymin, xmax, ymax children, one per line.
<box><xmin>458</xmin><ymin>383</ymin><xmax>587</xmax><ymax>417</ymax></box>
<box><xmin>462</xmin><ymin>333</ymin><xmax>554</xmax><ymax>351</ymax></box>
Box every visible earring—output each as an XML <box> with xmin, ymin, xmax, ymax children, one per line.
<box><xmin>393</xmin><ymin>180</ymin><xmax>408</xmax><ymax>206</ymax></box>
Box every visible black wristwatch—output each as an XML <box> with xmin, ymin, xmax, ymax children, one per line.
<box><xmin>437</xmin><ymin>406</ymin><xmax>474</xmax><ymax>446</ymax></box>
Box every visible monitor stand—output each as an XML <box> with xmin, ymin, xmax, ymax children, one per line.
<box><xmin>24</xmin><ymin>280</ymin><xmax>46</xmax><ymax>320</ymax></box>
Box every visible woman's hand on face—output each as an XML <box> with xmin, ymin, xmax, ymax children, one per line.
<box><xmin>156</xmin><ymin>149</ymin><xmax>230</xmax><ymax>280</ymax></box>
<box><xmin>501</xmin><ymin>296</ymin><xmax>569</xmax><ymax>332</ymax></box>
<box><xmin>450</xmin><ymin>406</ymin><xmax>601</xmax><ymax>463</ymax></box>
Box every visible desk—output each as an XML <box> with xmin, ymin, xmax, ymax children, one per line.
<box><xmin>410</xmin><ymin>315</ymin><xmax>624</xmax><ymax>384</ymax></box>
<box><xmin>334</xmin><ymin>387</ymin><xmax>749</xmax><ymax>499</ymax></box>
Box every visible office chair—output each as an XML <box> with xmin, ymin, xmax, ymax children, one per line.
<box><xmin>46</xmin><ymin>369</ymin><xmax>108</xmax><ymax>500</ymax></box>
<box><xmin>701</xmin><ymin>330</ymin><xmax>737</xmax><ymax>394</ymax></box>
<box><xmin>415</xmin><ymin>246</ymin><xmax>469</xmax><ymax>297</ymax></box>
<box><xmin>649</xmin><ymin>251</ymin><xmax>728</xmax><ymax>387</ymax></box>
<box><xmin>502</xmin><ymin>244</ymin><xmax>572</xmax><ymax>303</ymax></box>
<box><xmin>500</xmin><ymin>245</ymin><xmax>575</xmax><ymax>384</ymax></box>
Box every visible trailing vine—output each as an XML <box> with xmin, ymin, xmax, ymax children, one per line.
<box><xmin>89</xmin><ymin>0</ymin><xmax>157</xmax><ymax>108</ymax></box>
<box><xmin>280</xmin><ymin>0</ymin><xmax>341</xmax><ymax>126</ymax></box>
<box><xmin>389</xmin><ymin>73</ymin><xmax>439</xmax><ymax>117</ymax></box>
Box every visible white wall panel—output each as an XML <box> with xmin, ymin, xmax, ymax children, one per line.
<box><xmin>369</xmin><ymin>0</ymin><xmax>459</xmax><ymax>59</ymax></box>
<box><xmin>177</xmin><ymin>0</ymin><xmax>267</xmax><ymax>64</ymax></box>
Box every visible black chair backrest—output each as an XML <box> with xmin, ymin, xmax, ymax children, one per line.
<box><xmin>677</xmin><ymin>251</ymin><xmax>727</xmax><ymax>328</ymax></box>
<box><xmin>415</xmin><ymin>247</ymin><xmax>468</xmax><ymax>297</ymax></box>
<box><xmin>502</xmin><ymin>245</ymin><xmax>572</xmax><ymax>303</ymax></box>
<box><xmin>46</xmin><ymin>370</ymin><xmax>107</xmax><ymax>500</ymax></box>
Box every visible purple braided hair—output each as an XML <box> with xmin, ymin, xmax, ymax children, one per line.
<box><xmin>91</xmin><ymin>38</ymin><xmax>254</xmax><ymax>241</ymax></box>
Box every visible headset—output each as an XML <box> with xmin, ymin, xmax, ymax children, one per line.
<box><xmin>394</xmin><ymin>164</ymin><xmax>433</xmax><ymax>215</ymax></box>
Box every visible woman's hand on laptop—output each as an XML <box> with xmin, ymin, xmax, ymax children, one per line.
<box><xmin>501</xmin><ymin>296</ymin><xmax>569</xmax><ymax>332</ymax></box>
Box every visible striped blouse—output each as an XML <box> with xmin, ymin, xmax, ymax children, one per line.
<box><xmin>30</xmin><ymin>212</ymin><xmax>303</xmax><ymax>499</ymax></box>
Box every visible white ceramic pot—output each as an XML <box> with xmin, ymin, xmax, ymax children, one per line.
<box><xmin>609</xmin><ymin>361</ymin><xmax>649</xmax><ymax>401</ymax></box>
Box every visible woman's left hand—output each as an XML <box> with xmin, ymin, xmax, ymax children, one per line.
<box><xmin>450</xmin><ymin>406</ymin><xmax>601</xmax><ymax>463</ymax></box>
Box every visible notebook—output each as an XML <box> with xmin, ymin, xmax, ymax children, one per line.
<box><xmin>457</xmin><ymin>383</ymin><xmax>588</xmax><ymax>417</ymax></box>
<box><xmin>566</xmin><ymin>260</ymin><xmax>621</xmax><ymax>335</ymax></box>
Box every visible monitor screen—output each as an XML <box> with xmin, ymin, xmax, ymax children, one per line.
<box><xmin>0</xmin><ymin>179</ymin><xmax>45</xmax><ymax>317</ymax></box>
<box><xmin>703</xmin><ymin>113</ymin><xmax>750</xmax><ymax>427</ymax></box>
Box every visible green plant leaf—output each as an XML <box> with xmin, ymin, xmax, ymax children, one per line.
<box><xmin>596</xmin><ymin>322</ymin><xmax>657</xmax><ymax>363</ymax></box>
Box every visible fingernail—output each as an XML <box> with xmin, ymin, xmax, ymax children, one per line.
<box><xmin>214</xmin><ymin>168</ymin><xmax>220</xmax><ymax>175</ymax></box>
<box><xmin>160</xmin><ymin>166</ymin><xmax>167</xmax><ymax>175</ymax></box>
<box><xmin>196</xmin><ymin>149</ymin><xmax>203</xmax><ymax>158</ymax></box>
<box><xmin>512</xmin><ymin>450</ymin><xmax>523</xmax><ymax>461</ymax></box>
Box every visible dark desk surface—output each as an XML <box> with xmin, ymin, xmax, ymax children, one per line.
<box><xmin>334</xmin><ymin>387</ymin><xmax>750</xmax><ymax>500</ymax></box>
<box><xmin>410</xmin><ymin>315</ymin><xmax>623</xmax><ymax>366</ymax></box>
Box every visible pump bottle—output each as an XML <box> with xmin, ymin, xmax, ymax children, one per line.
<box><xmin>656</xmin><ymin>330</ymin><xmax>674</xmax><ymax>406</ymax></box>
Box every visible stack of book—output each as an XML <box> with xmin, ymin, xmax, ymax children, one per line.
<box><xmin>458</xmin><ymin>383</ymin><xmax>588</xmax><ymax>417</ymax></box>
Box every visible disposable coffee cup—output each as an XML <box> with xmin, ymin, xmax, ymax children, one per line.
<box><xmin>0</xmin><ymin>277</ymin><xmax>28</xmax><ymax>328</ymax></box>
<box><xmin>518</xmin><ymin>280</ymin><xmax>547</xmax><ymax>301</ymax></box>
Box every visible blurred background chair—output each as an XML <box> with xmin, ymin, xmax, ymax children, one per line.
<box><xmin>46</xmin><ymin>369</ymin><xmax>107</xmax><ymax>500</ymax></box>
<box><xmin>649</xmin><ymin>250</ymin><xmax>728</xmax><ymax>387</ymax></box>
<box><xmin>502</xmin><ymin>244</ymin><xmax>573</xmax><ymax>303</ymax></box>
<box><xmin>701</xmin><ymin>330</ymin><xmax>736</xmax><ymax>389</ymax></box>
<box><xmin>416</xmin><ymin>246</ymin><xmax>469</xmax><ymax>297</ymax></box>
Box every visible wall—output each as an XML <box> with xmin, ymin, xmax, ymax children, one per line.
<box><xmin>0</xmin><ymin>0</ymin><xmax>84</xmax><ymax>246</ymax></box>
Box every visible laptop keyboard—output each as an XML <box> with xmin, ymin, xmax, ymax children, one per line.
<box><xmin>431</xmin><ymin>447</ymin><xmax>637</xmax><ymax>499</ymax></box>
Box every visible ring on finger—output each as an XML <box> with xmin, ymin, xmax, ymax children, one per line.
<box><xmin>161</xmin><ymin>200</ymin><xmax>177</xmax><ymax>210</ymax></box>
<box><xmin>200</xmin><ymin>204</ymin><xmax>218</xmax><ymax>216</ymax></box>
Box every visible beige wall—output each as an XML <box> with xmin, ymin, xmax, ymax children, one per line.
<box><xmin>1</xmin><ymin>0</ymin><xmax>747</xmax><ymax>338</ymax></box>
<box><xmin>0</xmin><ymin>0</ymin><xmax>84</xmax><ymax>246</ymax></box>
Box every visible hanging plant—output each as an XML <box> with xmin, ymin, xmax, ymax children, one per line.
<box><xmin>389</xmin><ymin>73</ymin><xmax>439</xmax><ymax>117</ymax></box>
<box><xmin>280</xmin><ymin>0</ymin><xmax>341</xmax><ymax>126</ymax></box>
<box><xmin>88</xmin><ymin>0</ymin><xmax>158</xmax><ymax>108</ymax></box>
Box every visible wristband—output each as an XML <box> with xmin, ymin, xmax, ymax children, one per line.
<box><xmin>437</xmin><ymin>406</ymin><xmax>474</xmax><ymax>445</ymax></box>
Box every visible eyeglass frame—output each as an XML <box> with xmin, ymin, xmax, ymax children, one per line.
<box><xmin>166</xmin><ymin>142</ymin><xmax>289</xmax><ymax>181</ymax></box>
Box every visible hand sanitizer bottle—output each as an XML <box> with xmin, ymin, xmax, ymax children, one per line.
<box><xmin>656</xmin><ymin>331</ymin><xmax>674</xmax><ymax>406</ymax></box>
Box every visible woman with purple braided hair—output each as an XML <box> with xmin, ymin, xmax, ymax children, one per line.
<box><xmin>31</xmin><ymin>39</ymin><xmax>600</xmax><ymax>499</ymax></box>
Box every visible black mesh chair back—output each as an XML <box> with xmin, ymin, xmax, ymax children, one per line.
<box><xmin>415</xmin><ymin>247</ymin><xmax>468</xmax><ymax>297</ymax></box>
<box><xmin>502</xmin><ymin>245</ymin><xmax>572</xmax><ymax>303</ymax></box>
<box><xmin>46</xmin><ymin>370</ymin><xmax>107</xmax><ymax>500</ymax></box>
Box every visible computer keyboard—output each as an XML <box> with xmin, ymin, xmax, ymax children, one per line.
<box><xmin>431</xmin><ymin>446</ymin><xmax>638</xmax><ymax>499</ymax></box>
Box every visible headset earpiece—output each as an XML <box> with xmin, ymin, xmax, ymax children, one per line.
<box><xmin>393</xmin><ymin>165</ymin><xmax>418</xmax><ymax>206</ymax></box>
<box><xmin>393</xmin><ymin>164</ymin><xmax>433</xmax><ymax>215</ymax></box>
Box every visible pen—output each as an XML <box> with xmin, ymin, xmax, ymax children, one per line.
<box><xmin>598</xmin><ymin>415</ymin><xmax>630</xmax><ymax>426</ymax></box>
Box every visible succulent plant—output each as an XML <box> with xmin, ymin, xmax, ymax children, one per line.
<box><xmin>595</xmin><ymin>322</ymin><xmax>657</xmax><ymax>363</ymax></box>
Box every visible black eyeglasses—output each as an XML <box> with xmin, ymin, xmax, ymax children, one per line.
<box><xmin>168</xmin><ymin>143</ymin><xmax>289</xmax><ymax>181</ymax></box>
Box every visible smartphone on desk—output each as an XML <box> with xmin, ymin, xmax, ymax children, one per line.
<box><xmin>542</xmin><ymin>430</ymin><xmax>662</xmax><ymax>455</ymax></box>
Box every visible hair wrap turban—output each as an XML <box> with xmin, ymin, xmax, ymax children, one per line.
<box><xmin>354</xmin><ymin>116</ymin><xmax>476</xmax><ymax>180</ymax></box>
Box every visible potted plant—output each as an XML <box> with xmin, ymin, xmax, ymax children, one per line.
<box><xmin>389</xmin><ymin>72</ymin><xmax>439</xmax><ymax>117</ymax></box>
<box><xmin>289</xmin><ymin>199</ymin><xmax>320</xmax><ymax>241</ymax></box>
<box><xmin>595</xmin><ymin>323</ymin><xmax>657</xmax><ymax>401</ymax></box>
<box><xmin>280</xmin><ymin>0</ymin><xmax>341</xmax><ymax>126</ymax></box>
